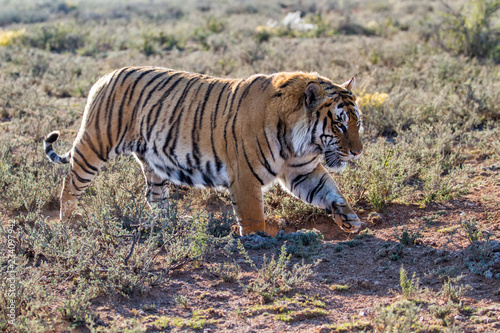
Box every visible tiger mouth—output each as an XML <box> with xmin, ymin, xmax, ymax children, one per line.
<box><xmin>324</xmin><ymin>150</ymin><xmax>348</xmax><ymax>171</ymax></box>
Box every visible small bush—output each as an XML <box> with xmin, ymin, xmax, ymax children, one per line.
<box><xmin>374</xmin><ymin>300</ymin><xmax>422</xmax><ymax>333</ymax></box>
<box><xmin>435</xmin><ymin>0</ymin><xmax>500</xmax><ymax>62</ymax></box>
<box><xmin>429</xmin><ymin>300</ymin><xmax>455</xmax><ymax>325</ymax></box>
<box><xmin>210</xmin><ymin>261</ymin><xmax>240</xmax><ymax>282</ymax></box>
<box><xmin>460</xmin><ymin>216</ymin><xmax>482</xmax><ymax>244</ymax></box>
<box><xmin>22</xmin><ymin>24</ymin><xmax>86</xmax><ymax>53</ymax></box>
<box><xmin>395</xmin><ymin>223</ymin><xmax>422</xmax><ymax>246</ymax></box>
<box><xmin>400</xmin><ymin>265</ymin><xmax>420</xmax><ymax>299</ymax></box>
<box><xmin>57</xmin><ymin>287</ymin><xmax>95</xmax><ymax>325</ymax></box>
<box><xmin>277</xmin><ymin>229</ymin><xmax>323</xmax><ymax>258</ymax></box>
<box><xmin>238</xmin><ymin>242</ymin><xmax>313</xmax><ymax>301</ymax></box>
<box><xmin>141</xmin><ymin>31</ymin><xmax>185</xmax><ymax>56</ymax></box>
<box><xmin>439</xmin><ymin>276</ymin><xmax>472</xmax><ymax>303</ymax></box>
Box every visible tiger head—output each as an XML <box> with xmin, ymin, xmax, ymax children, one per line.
<box><xmin>290</xmin><ymin>75</ymin><xmax>363</xmax><ymax>171</ymax></box>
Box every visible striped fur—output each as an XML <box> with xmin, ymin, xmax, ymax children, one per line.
<box><xmin>44</xmin><ymin>67</ymin><xmax>364</xmax><ymax>235</ymax></box>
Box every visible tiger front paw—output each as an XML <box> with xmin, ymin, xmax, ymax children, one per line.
<box><xmin>329</xmin><ymin>200</ymin><xmax>361</xmax><ymax>233</ymax></box>
<box><xmin>334</xmin><ymin>213</ymin><xmax>361</xmax><ymax>233</ymax></box>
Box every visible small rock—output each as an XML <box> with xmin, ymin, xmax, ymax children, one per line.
<box><xmin>424</xmin><ymin>239</ymin><xmax>437</xmax><ymax>247</ymax></box>
<box><xmin>434</xmin><ymin>256</ymin><xmax>449</xmax><ymax>265</ymax></box>
<box><xmin>455</xmin><ymin>315</ymin><xmax>464</xmax><ymax>321</ymax></box>
<box><xmin>490</xmin><ymin>240</ymin><xmax>500</xmax><ymax>252</ymax></box>
<box><xmin>95</xmin><ymin>319</ymin><xmax>107</xmax><ymax>327</ymax></box>
<box><xmin>359</xmin><ymin>310</ymin><xmax>366</xmax><ymax>316</ymax></box>
<box><xmin>368</xmin><ymin>212</ymin><xmax>383</xmax><ymax>224</ymax></box>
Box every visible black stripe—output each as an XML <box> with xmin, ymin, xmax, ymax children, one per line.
<box><xmin>185</xmin><ymin>83</ymin><xmax>205</xmax><ymax>167</ymax></box>
<box><xmin>94</xmin><ymin>68</ymin><xmax>128</xmax><ymax>159</ymax></box>
<box><xmin>307</xmin><ymin>174</ymin><xmax>328</xmax><ymax>203</ymax></box>
<box><xmin>126</xmin><ymin>69</ymin><xmax>157</xmax><ymax>106</ymax></box>
<box><xmin>223</xmin><ymin>80</ymin><xmax>244</xmax><ymax>156</ymax></box>
<box><xmin>45</xmin><ymin>132</ymin><xmax>59</xmax><ymax>144</ymax></box>
<box><xmin>103</xmin><ymin>68</ymin><xmax>130</xmax><ymax>132</ymax></box>
<box><xmin>152</xmin><ymin>179</ymin><xmax>169</xmax><ymax>187</ymax></box>
<box><xmin>143</xmin><ymin>74</ymin><xmax>176</xmax><ymax>138</ymax></box>
<box><xmin>205</xmin><ymin>160</ymin><xmax>213</xmax><ymax>177</ymax></box>
<box><xmin>212</xmin><ymin>81</ymin><xmax>229</xmax><ymax>128</ymax></box>
<box><xmin>114</xmin><ymin>124</ymin><xmax>129</xmax><ymax>155</ymax></box>
<box><xmin>242</xmin><ymin>141</ymin><xmax>264</xmax><ymax>186</ymax></box>
<box><xmin>120</xmin><ymin>67</ymin><xmax>141</xmax><ymax>85</ymax></box>
<box><xmin>72</xmin><ymin>182</ymin><xmax>86</xmax><ymax>192</ymax></box>
<box><xmin>72</xmin><ymin>170</ymin><xmax>92</xmax><ymax>184</ymax></box>
<box><xmin>142</xmin><ymin>73</ymin><xmax>174</xmax><ymax>109</ymax></box>
<box><xmin>45</xmin><ymin>145</ymin><xmax>53</xmax><ymax>155</ymax></box>
<box><xmin>115</xmin><ymin>84</ymin><xmax>132</xmax><ymax>146</ymax></box>
<box><xmin>102</xmin><ymin>67</ymin><xmax>128</xmax><ymax>134</ymax></box>
<box><xmin>289</xmin><ymin>156</ymin><xmax>318</xmax><ymax>168</ymax></box>
<box><xmin>262</xmin><ymin>129</ymin><xmax>275</xmax><ymax>162</ymax></box>
<box><xmin>73</xmin><ymin>157</ymin><xmax>97</xmax><ymax>176</ymax></box>
<box><xmin>231</xmin><ymin>77</ymin><xmax>261</xmax><ymax>156</ymax></box>
<box><xmin>327</xmin><ymin>110</ymin><xmax>333</xmax><ymax>121</ymax></box>
<box><xmin>260</xmin><ymin>77</ymin><xmax>272</xmax><ymax>91</ymax></box>
<box><xmin>202</xmin><ymin>173</ymin><xmax>215</xmax><ymax>187</ymax></box>
<box><xmin>128</xmin><ymin>69</ymin><xmax>163</xmax><ymax>128</ymax></box>
<box><xmin>291</xmin><ymin>170</ymin><xmax>314</xmax><ymax>191</ymax></box>
<box><xmin>277</xmin><ymin>119</ymin><xmax>291</xmax><ymax>159</ymax></box>
<box><xmin>222</xmin><ymin>80</ymin><xmax>240</xmax><ymax>116</ymax></box>
<box><xmin>192</xmin><ymin>81</ymin><xmax>216</xmax><ymax>167</ymax></box>
<box><xmin>146</xmin><ymin>74</ymin><xmax>185</xmax><ymax>142</ymax></box>
<box><xmin>279</xmin><ymin>78</ymin><xmax>295</xmax><ymax>89</ymax></box>
<box><xmin>310</xmin><ymin>111</ymin><xmax>320</xmax><ymax>144</ymax></box>
<box><xmin>163</xmin><ymin>77</ymin><xmax>199</xmax><ymax>157</ymax></box>
<box><xmin>256</xmin><ymin>139</ymin><xmax>277</xmax><ymax>176</ymax></box>
<box><xmin>82</xmin><ymin>133</ymin><xmax>108</xmax><ymax>162</ymax></box>
<box><xmin>168</xmin><ymin>76</ymin><xmax>200</xmax><ymax>124</ymax></box>
<box><xmin>130</xmin><ymin>72</ymin><xmax>166</xmax><ymax>138</ymax></box>
<box><xmin>211</xmin><ymin>82</ymin><xmax>229</xmax><ymax>172</ymax></box>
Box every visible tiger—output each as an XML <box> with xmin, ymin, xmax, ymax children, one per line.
<box><xmin>44</xmin><ymin>66</ymin><xmax>363</xmax><ymax>236</ymax></box>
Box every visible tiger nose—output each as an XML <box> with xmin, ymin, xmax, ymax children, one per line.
<box><xmin>350</xmin><ymin>149</ymin><xmax>362</xmax><ymax>156</ymax></box>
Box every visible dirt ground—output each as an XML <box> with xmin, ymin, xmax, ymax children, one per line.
<box><xmin>68</xmin><ymin>160</ymin><xmax>500</xmax><ymax>333</ymax></box>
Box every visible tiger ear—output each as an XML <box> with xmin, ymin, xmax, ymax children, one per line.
<box><xmin>304</xmin><ymin>82</ymin><xmax>323</xmax><ymax>109</ymax></box>
<box><xmin>341</xmin><ymin>75</ymin><xmax>355</xmax><ymax>91</ymax></box>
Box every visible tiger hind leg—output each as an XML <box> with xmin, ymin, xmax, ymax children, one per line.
<box><xmin>145</xmin><ymin>175</ymin><xmax>170</xmax><ymax>210</ymax></box>
<box><xmin>60</xmin><ymin>143</ymin><xmax>105</xmax><ymax>222</ymax></box>
<box><xmin>135</xmin><ymin>155</ymin><xmax>170</xmax><ymax>209</ymax></box>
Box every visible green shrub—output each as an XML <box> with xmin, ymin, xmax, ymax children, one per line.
<box><xmin>400</xmin><ymin>265</ymin><xmax>420</xmax><ymax>299</ymax></box>
<box><xmin>435</xmin><ymin>0</ymin><xmax>500</xmax><ymax>62</ymax></box>
<box><xmin>22</xmin><ymin>24</ymin><xmax>86</xmax><ymax>53</ymax></box>
<box><xmin>439</xmin><ymin>276</ymin><xmax>472</xmax><ymax>303</ymax></box>
<box><xmin>210</xmin><ymin>261</ymin><xmax>240</xmax><ymax>282</ymax></box>
<box><xmin>374</xmin><ymin>300</ymin><xmax>422</xmax><ymax>333</ymax></box>
<box><xmin>238</xmin><ymin>243</ymin><xmax>313</xmax><ymax>301</ymax></box>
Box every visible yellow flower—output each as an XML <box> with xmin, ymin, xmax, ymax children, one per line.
<box><xmin>0</xmin><ymin>29</ymin><xmax>25</xmax><ymax>46</ymax></box>
<box><xmin>357</xmin><ymin>92</ymin><xmax>388</xmax><ymax>109</ymax></box>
